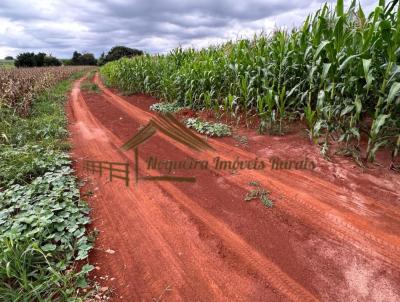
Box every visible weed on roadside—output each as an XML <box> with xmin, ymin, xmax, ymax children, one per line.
<box><xmin>150</xmin><ymin>102</ymin><xmax>184</xmax><ymax>114</ymax></box>
<box><xmin>0</xmin><ymin>237</ymin><xmax>95</xmax><ymax>301</ymax></box>
<box><xmin>81</xmin><ymin>81</ymin><xmax>101</xmax><ymax>93</ymax></box>
<box><xmin>185</xmin><ymin>118</ymin><xmax>231</xmax><ymax>137</ymax></box>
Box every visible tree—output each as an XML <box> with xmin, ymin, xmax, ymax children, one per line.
<box><xmin>14</xmin><ymin>52</ymin><xmax>62</xmax><ymax>67</ymax></box>
<box><xmin>71</xmin><ymin>51</ymin><xmax>82</xmax><ymax>65</ymax></box>
<box><xmin>97</xmin><ymin>52</ymin><xmax>105</xmax><ymax>66</ymax></box>
<box><xmin>15</xmin><ymin>52</ymin><xmax>36</xmax><ymax>67</ymax></box>
<box><xmin>61</xmin><ymin>59</ymin><xmax>72</xmax><ymax>66</ymax></box>
<box><xmin>80</xmin><ymin>53</ymin><xmax>97</xmax><ymax>65</ymax></box>
<box><xmin>102</xmin><ymin>46</ymin><xmax>143</xmax><ymax>64</ymax></box>
<box><xmin>35</xmin><ymin>52</ymin><xmax>46</xmax><ymax>67</ymax></box>
<box><xmin>4</xmin><ymin>56</ymin><xmax>13</xmax><ymax>60</ymax></box>
<box><xmin>43</xmin><ymin>55</ymin><xmax>62</xmax><ymax>66</ymax></box>
<box><xmin>70</xmin><ymin>51</ymin><xmax>97</xmax><ymax>65</ymax></box>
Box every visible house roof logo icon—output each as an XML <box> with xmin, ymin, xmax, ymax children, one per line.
<box><xmin>121</xmin><ymin>113</ymin><xmax>214</xmax><ymax>185</ymax></box>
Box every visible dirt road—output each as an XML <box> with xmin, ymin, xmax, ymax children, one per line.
<box><xmin>67</xmin><ymin>75</ymin><xmax>400</xmax><ymax>301</ymax></box>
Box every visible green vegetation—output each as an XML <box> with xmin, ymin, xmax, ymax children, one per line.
<box><xmin>185</xmin><ymin>118</ymin><xmax>231</xmax><ymax>137</ymax></box>
<box><xmin>14</xmin><ymin>52</ymin><xmax>61</xmax><ymax>68</ymax></box>
<box><xmin>150</xmin><ymin>102</ymin><xmax>185</xmax><ymax>113</ymax></box>
<box><xmin>69</xmin><ymin>51</ymin><xmax>97</xmax><ymax>66</ymax></box>
<box><xmin>101</xmin><ymin>0</ymin><xmax>400</xmax><ymax>163</ymax></box>
<box><xmin>98</xmin><ymin>46</ymin><xmax>143</xmax><ymax>66</ymax></box>
<box><xmin>245</xmin><ymin>181</ymin><xmax>273</xmax><ymax>208</ymax></box>
<box><xmin>0</xmin><ymin>59</ymin><xmax>15</xmax><ymax>69</ymax></box>
<box><xmin>0</xmin><ymin>74</ymin><xmax>94</xmax><ymax>300</ymax></box>
<box><xmin>81</xmin><ymin>81</ymin><xmax>100</xmax><ymax>93</ymax></box>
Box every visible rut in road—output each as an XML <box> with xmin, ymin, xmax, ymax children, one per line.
<box><xmin>93</xmin><ymin>73</ymin><xmax>400</xmax><ymax>271</ymax></box>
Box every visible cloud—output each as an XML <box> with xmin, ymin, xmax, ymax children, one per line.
<box><xmin>0</xmin><ymin>0</ymin><xmax>377</xmax><ymax>58</ymax></box>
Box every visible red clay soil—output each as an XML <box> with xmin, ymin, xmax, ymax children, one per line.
<box><xmin>67</xmin><ymin>74</ymin><xmax>400</xmax><ymax>302</ymax></box>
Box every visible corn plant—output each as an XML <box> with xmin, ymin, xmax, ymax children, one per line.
<box><xmin>101</xmin><ymin>0</ymin><xmax>400</xmax><ymax>164</ymax></box>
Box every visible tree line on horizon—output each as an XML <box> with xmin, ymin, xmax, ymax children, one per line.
<box><xmin>13</xmin><ymin>53</ymin><xmax>62</xmax><ymax>68</ymax></box>
<box><xmin>8</xmin><ymin>46</ymin><xmax>143</xmax><ymax>68</ymax></box>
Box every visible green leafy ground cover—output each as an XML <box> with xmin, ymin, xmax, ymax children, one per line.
<box><xmin>149</xmin><ymin>101</ymin><xmax>185</xmax><ymax>113</ymax></box>
<box><xmin>185</xmin><ymin>118</ymin><xmax>232</xmax><ymax>137</ymax></box>
<box><xmin>0</xmin><ymin>73</ymin><xmax>94</xmax><ymax>301</ymax></box>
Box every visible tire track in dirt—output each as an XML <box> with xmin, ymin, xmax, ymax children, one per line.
<box><xmin>70</xmin><ymin>78</ymin><xmax>318</xmax><ymax>301</ymax></box>
<box><xmin>93</xmin><ymin>74</ymin><xmax>400</xmax><ymax>271</ymax></box>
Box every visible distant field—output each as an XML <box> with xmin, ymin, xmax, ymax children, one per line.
<box><xmin>0</xmin><ymin>59</ymin><xmax>15</xmax><ymax>68</ymax></box>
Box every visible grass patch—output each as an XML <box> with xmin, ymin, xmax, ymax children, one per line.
<box><xmin>86</xmin><ymin>69</ymin><xmax>97</xmax><ymax>81</ymax></box>
<box><xmin>0</xmin><ymin>73</ymin><xmax>94</xmax><ymax>300</ymax></box>
<box><xmin>185</xmin><ymin>118</ymin><xmax>231</xmax><ymax>137</ymax></box>
<box><xmin>0</xmin><ymin>59</ymin><xmax>15</xmax><ymax>69</ymax></box>
<box><xmin>0</xmin><ymin>78</ymin><xmax>78</xmax><ymax>186</ymax></box>
<box><xmin>0</xmin><ymin>237</ymin><xmax>94</xmax><ymax>301</ymax></box>
<box><xmin>80</xmin><ymin>81</ymin><xmax>100</xmax><ymax>94</ymax></box>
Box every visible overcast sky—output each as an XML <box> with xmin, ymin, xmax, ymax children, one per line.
<box><xmin>0</xmin><ymin>0</ymin><xmax>377</xmax><ymax>59</ymax></box>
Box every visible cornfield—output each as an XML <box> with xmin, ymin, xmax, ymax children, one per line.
<box><xmin>0</xmin><ymin>66</ymin><xmax>92</xmax><ymax>116</ymax></box>
<box><xmin>101</xmin><ymin>0</ymin><xmax>400</xmax><ymax>162</ymax></box>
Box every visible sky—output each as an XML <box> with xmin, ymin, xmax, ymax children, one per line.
<box><xmin>0</xmin><ymin>0</ymin><xmax>377</xmax><ymax>59</ymax></box>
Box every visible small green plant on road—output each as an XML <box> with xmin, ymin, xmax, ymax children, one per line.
<box><xmin>245</xmin><ymin>181</ymin><xmax>273</xmax><ymax>208</ymax></box>
<box><xmin>81</xmin><ymin>81</ymin><xmax>100</xmax><ymax>93</ymax></box>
